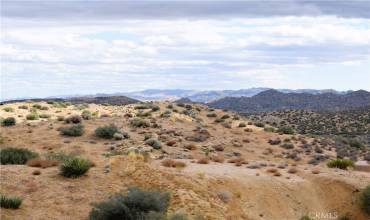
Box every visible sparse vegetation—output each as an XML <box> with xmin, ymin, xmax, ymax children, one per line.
<box><xmin>361</xmin><ymin>184</ymin><xmax>370</xmax><ymax>214</ymax></box>
<box><xmin>3</xmin><ymin>107</ymin><xmax>14</xmax><ymax>112</ymax></box>
<box><xmin>161</xmin><ymin>159</ymin><xmax>186</xmax><ymax>168</ymax></box>
<box><xmin>145</xmin><ymin>138</ymin><xmax>162</xmax><ymax>149</ymax></box>
<box><xmin>0</xmin><ymin>194</ymin><xmax>22</xmax><ymax>209</ymax></box>
<box><xmin>60</xmin><ymin>124</ymin><xmax>84</xmax><ymax>136</ymax></box>
<box><xmin>65</xmin><ymin>115</ymin><xmax>82</xmax><ymax>124</ymax></box>
<box><xmin>327</xmin><ymin>159</ymin><xmax>354</xmax><ymax>170</ymax></box>
<box><xmin>0</xmin><ymin>147</ymin><xmax>39</xmax><ymax>165</ymax></box>
<box><xmin>60</xmin><ymin>157</ymin><xmax>91</xmax><ymax>178</ymax></box>
<box><xmin>95</xmin><ymin>125</ymin><xmax>118</xmax><ymax>139</ymax></box>
<box><xmin>26</xmin><ymin>113</ymin><xmax>39</xmax><ymax>120</ymax></box>
<box><xmin>130</xmin><ymin>118</ymin><xmax>150</xmax><ymax>128</ymax></box>
<box><xmin>2</xmin><ymin>117</ymin><xmax>16</xmax><ymax>126</ymax></box>
<box><xmin>81</xmin><ymin>110</ymin><xmax>92</xmax><ymax>120</ymax></box>
<box><xmin>277</xmin><ymin>126</ymin><xmax>295</xmax><ymax>134</ymax></box>
<box><xmin>89</xmin><ymin>187</ymin><xmax>170</xmax><ymax>220</ymax></box>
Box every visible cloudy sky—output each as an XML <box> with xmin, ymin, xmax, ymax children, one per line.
<box><xmin>1</xmin><ymin>0</ymin><xmax>370</xmax><ymax>100</ymax></box>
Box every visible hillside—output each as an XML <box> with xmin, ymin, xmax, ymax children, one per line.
<box><xmin>1</xmin><ymin>101</ymin><xmax>369</xmax><ymax>220</ymax></box>
<box><xmin>1</xmin><ymin>96</ymin><xmax>139</xmax><ymax>106</ymax></box>
<box><xmin>208</xmin><ymin>89</ymin><xmax>370</xmax><ymax>113</ymax></box>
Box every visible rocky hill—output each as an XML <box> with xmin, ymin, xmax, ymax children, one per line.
<box><xmin>209</xmin><ymin>89</ymin><xmax>370</xmax><ymax>113</ymax></box>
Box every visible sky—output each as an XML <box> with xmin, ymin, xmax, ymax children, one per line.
<box><xmin>1</xmin><ymin>0</ymin><xmax>370</xmax><ymax>100</ymax></box>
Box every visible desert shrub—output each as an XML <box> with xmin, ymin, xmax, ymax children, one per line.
<box><xmin>26</xmin><ymin>113</ymin><xmax>39</xmax><ymax>120</ymax></box>
<box><xmin>45</xmin><ymin>151</ymin><xmax>75</xmax><ymax>162</ymax></box>
<box><xmin>220</xmin><ymin>114</ymin><xmax>230</xmax><ymax>120</ymax></box>
<box><xmin>151</xmin><ymin>105</ymin><xmax>160</xmax><ymax>112</ymax></box>
<box><xmin>280</xmin><ymin>143</ymin><xmax>294</xmax><ymax>149</ymax></box>
<box><xmin>57</xmin><ymin>116</ymin><xmax>65</xmax><ymax>121</ymax></box>
<box><xmin>26</xmin><ymin>157</ymin><xmax>58</xmax><ymax>168</ymax></box>
<box><xmin>137</xmin><ymin>111</ymin><xmax>152</xmax><ymax>118</ymax></box>
<box><xmin>2</xmin><ymin>117</ymin><xmax>16</xmax><ymax>126</ymax></box>
<box><xmin>177</xmin><ymin>103</ymin><xmax>185</xmax><ymax>107</ymax></box>
<box><xmin>65</xmin><ymin>115</ymin><xmax>82</xmax><ymax>124</ymax></box>
<box><xmin>95</xmin><ymin>125</ymin><xmax>118</xmax><ymax>139</ymax></box>
<box><xmin>0</xmin><ymin>147</ymin><xmax>38</xmax><ymax>164</ymax></box>
<box><xmin>161</xmin><ymin>110</ymin><xmax>172</xmax><ymax>118</ymax></box>
<box><xmin>238</xmin><ymin>122</ymin><xmax>246</xmax><ymax>127</ymax></box>
<box><xmin>40</xmin><ymin>106</ymin><xmax>49</xmax><ymax>110</ymax></box>
<box><xmin>210</xmin><ymin>155</ymin><xmax>224</xmax><ymax>163</ymax></box>
<box><xmin>89</xmin><ymin>187</ymin><xmax>170</xmax><ymax>220</ymax></box>
<box><xmin>18</xmin><ymin>105</ymin><xmax>29</xmax><ymax>109</ymax></box>
<box><xmin>361</xmin><ymin>184</ymin><xmax>370</xmax><ymax>214</ymax></box>
<box><xmin>39</xmin><ymin>113</ymin><xmax>50</xmax><ymax>118</ymax></box>
<box><xmin>206</xmin><ymin>113</ymin><xmax>217</xmax><ymax>118</ymax></box>
<box><xmin>130</xmin><ymin>118</ymin><xmax>150</xmax><ymax>128</ymax></box>
<box><xmin>3</xmin><ymin>107</ymin><xmax>14</xmax><ymax>112</ymax></box>
<box><xmin>214</xmin><ymin>118</ymin><xmax>224</xmax><ymax>123</ymax></box>
<box><xmin>60</xmin><ymin>124</ymin><xmax>84</xmax><ymax>136</ymax></box>
<box><xmin>277</xmin><ymin>126</ymin><xmax>295</xmax><ymax>134</ymax></box>
<box><xmin>327</xmin><ymin>159</ymin><xmax>354</xmax><ymax>170</ymax></box>
<box><xmin>167</xmin><ymin>104</ymin><xmax>173</xmax><ymax>109</ymax></box>
<box><xmin>197</xmin><ymin>157</ymin><xmax>209</xmax><ymax>164</ymax></box>
<box><xmin>134</xmin><ymin>104</ymin><xmax>151</xmax><ymax>110</ymax></box>
<box><xmin>161</xmin><ymin>159</ymin><xmax>186</xmax><ymax>168</ymax></box>
<box><xmin>299</xmin><ymin>215</ymin><xmax>312</xmax><ymax>220</ymax></box>
<box><xmin>75</xmin><ymin>103</ymin><xmax>89</xmax><ymax>110</ymax></box>
<box><xmin>254</xmin><ymin>122</ymin><xmax>265</xmax><ymax>127</ymax></box>
<box><xmin>349</xmin><ymin>139</ymin><xmax>363</xmax><ymax>148</ymax></box>
<box><xmin>0</xmin><ymin>195</ymin><xmax>22</xmax><ymax>209</ymax></box>
<box><xmin>32</xmin><ymin>104</ymin><xmax>42</xmax><ymax>109</ymax></box>
<box><xmin>145</xmin><ymin>139</ymin><xmax>162</xmax><ymax>149</ymax></box>
<box><xmin>81</xmin><ymin>110</ymin><xmax>92</xmax><ymax>120</ymax></box>
<box><xmin>60</xmin><ymin>157</ymin><xmax>91</xmax><ymax>178</ymax></box>
<box><xmin>264</xmin><ymin>127</ymin><xmax>275</xmax><ymax>132</ymax></box>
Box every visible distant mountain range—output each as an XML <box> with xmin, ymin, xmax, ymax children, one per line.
<box><xmin>1</xmin><ymin>96</ymin><xmax>138</xmax><ymax>106</ymax></box>
<box><xmin>91</xmin><ymin>88</ymin><xmax>349</xmax><ymax>103</ymax></box>
<box><xmin>208</xmin><ymin>89</ymin><xmax>370</xmax><ymax>113</ymax></box>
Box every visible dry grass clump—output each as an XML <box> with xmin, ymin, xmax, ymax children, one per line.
<box><xmin>227</xmin><ymin>157</ymin><xmax>248</xmax><ymax>166</ymax></box>
<box><xmin>27</xmin><ymin>157</ymin><xmax>58</xmax><ymax>168</ymax></box>
<box><xmin>161</xmin><ymin>159</ymin><xmax>186</xmax><ymax>168</ymax></box>
<box><xmin>184</xmin><ymin>144</ymin><xmax>197</xmax><ymax>150</ymax></box>
<box><xmin>210</xmin><ymin>154</ymin><xmax>224</xmax><ymax>163</ymax></box>
<box><xmin>287</xmin><ymin>167</ymin><xmax>298</xmax><ymax>174</ymax></box>
<box><xmin>197</xmin><ymin>157</ymin><xmax>210</xmax><ymax>164</ymax></box>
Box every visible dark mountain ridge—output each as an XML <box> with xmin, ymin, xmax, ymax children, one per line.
<box><xmin>208</xmin><ymin>89</ymin><xmax>370</xmax><ymax>113</ymax></box>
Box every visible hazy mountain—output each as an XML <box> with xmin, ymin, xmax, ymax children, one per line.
<box><xmin>208</xmin><ymin>89</ymin><xmax>370</xmax><ymax>113</ymax></box>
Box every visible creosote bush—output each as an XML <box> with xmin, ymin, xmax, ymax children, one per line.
<box><xmin>0</xmin><ymin>195</ymin><xmax>22</xmax><ymax>209</ymax></box>
<box><xmin>95</xmin><ymin>125</ymin><xmax>118</xmax><ymax>139</ymax></box>
<box><xmin>26</xmin><ymin>113</ymin><xmax>39</xmax><ymax>120</ymax></box>
<box><xmin>254</xmin><ymin>122</ymin><xmax>265</xmax><ymax>128</ymax></box>
<box><xmin>361</xmin><ymin>184</ymin><xmax>370</xmax><ymax>214</ymax></box>
<box><xmin>89</xmin><ymin>187</ymin><xmax>170</xmax><ymax>220</ymax></box>
<box><xmin>81</xmin><ymin>110</ymin><xmax>92</xmax><ymax>120</ymax></box>
<box><xmin>65</xmin><ymin>115</ymin><xmax>82</xmax><ymax>124</ymax></box>
<box><xmin>60</xmin><ymin>124</ymin><xmax>84</xmax><ymax>137</ymax></box>
<box><xmin>0</xmin><ymin>147</ymin><xmax>39</xmax><ymax>165</ymax></box>
<box><xmin>327</xmin><ymin>159</ymin><xmax>354</xmax><ymax>170</ymax></box>
<box><xmin>2</xmin><ymin>117</ymin><xmax>16</xmax><ymax>126</ymax></box>
<box><xmin>130</xmin><ymin>118</ymin><xmax>150</xmax><ymax>128</ymax></box>
<box><xmin>238</xmin><ymin>122</ymin><xmax>246</xmax><ymax>127</ymax></box>
<box><xmin>3</xmin><ymin>107</ymin><xmax>14</xmax><ymax>112</ymax></box>
<box><xmin>60</xmin><ymin>157</ymin><xmax>91</xmax><ymax>178</ymax></box>
<box><xmin>277</xmin><ymin>126</ymin><xmax>295</xmax><ymax>134</ymax></box>
<box><xmin>145</xmin><ymin>138</ymin><xmax>162</xmax><ymax>149</ymax></box>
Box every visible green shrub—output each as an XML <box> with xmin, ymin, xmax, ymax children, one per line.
<box><xmin>254</xmin><ymin>122</ymin><xmax>265</xmax><ymax>128</ymax></box>
<box><xmin>220</xmin><ymin>114</ymin><xmax>230</xmax><ymax>119</ymax></box>
<box><xmin>89</xmin><ymin>187</ymin><xmax>170</xmax><ymax>220</ymax></box>
<box><xmin>349</xmin><ymin>139</ymin><xmax>363</xmax><ymax>148</ymax></box>
<box><xmin>3</xmin><ymin>107</ymin><xmax>14</xmax><ymax>112</ymax></box>
<box><xmin>0</xmin><ymin>195</ymin><xmax>22</xmax><ymax>209</ymax></box>
<box><xmin>277</xmin><ymin>126</ymin><xmax>295</xmax><ymax>134</ymax></box>
<box><xmin>26</xmin><ymin>113</ymin><xmax>39</xmax><ymax>120</ymax></box>
<box><xmin>214</xmin><ymin>118</ymin><xmax>224</xmax><ymax>123</ymax></box>
<box><xmin>18</xmin><ymin>105</ymin><xmax>28</xmax><ymax>109</ymax></box>
<box><xmin>39</xmin><ymin>114</ymin><xmax>50</xmax><ymax>118</ymax></box>
<box><xmin>264</xmin><ymin>127</ymin><xmax>275</xmax><ymax>132</ymax></box>
<box><xmin>238</xmin><ymin>122</ymin><xmax>246</xmax><ymax>127</ymax></box>
<box><xmin>206</xmin><ymin>113</ymin><xmax>217</xmax><ymax>118</ymax></box>
<box><xmin>361</xmin><ymin>184</ymin><xmax>370</xmax><ymax>214</ymax></box>
<box><xmin>299</xmin><ymin>215</ymin><xmax>312</xmax><ymax>220</ymax></box>
<box><xmin>60</xmin><ymin>157</ymin><xmax>91</xmax><ymax>178</ymax></box>
<box><xmin>151</xmin><ymin>105</ymin><xmax>160</xmax><ymax>112</ymax></box>
<box><xmin>0</xmin><ymin>147</ymin><xmax>39</xmax><ymax>164</ymax></box>
<box><xmin>60</xmin><ymin>124</ymin><xmax>84</xmax><ymax>136</ymax></box>
<box><xmin>81</xmin><ymin>110</ymin><xmax>92</xmax><ymax>120</ymax></box>
<box><xmin>57</xmin><ymin>116</ymin><xmax>65</xmax><ymax>121</ymax></box>
<box><xmin>40</xmin><ymin>106</ymin><xmax>49</xmax><ymax>110</ymax></box>
<box><xmin>327</xmin><ymin>159</ymin><xmax>354</xmax><ymax>170</ymax></box>
<box><xmin>130</xmin><ymin>118</ymin><xmax>150</xmax><ymax>128</ymax></box>
<box><xmin>32</xmin><ymin>104</ymin><xmax>42</xmax><ymax>109</ymax></box>
<box><xmin>2</xmin><ymin>117</ymin><xmax>16</xmax><ymax>126</ymax></box>
<box><xmin>135</xmin><ymin>104</ymin><xmax>150</xmax><ymax>110</ymax></box>
<box><xmin>95</xmin><ymin>125</ymin><xmax>118</xmax><ymax>139</ymax></box>
<box><xmin>145</xmin><ymin>139</ymin><xmax>162</xmax><ymax>149</ymax></box>
<box><xmin>75</xmin><ymin>103</ymin><xmax>89</xmax><ymax>110</ymax></box>
<box><xmin>65</xmin><ymin>115</ymin><xmax>82</xmax><ymax>124</ymax></box>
